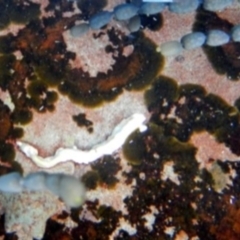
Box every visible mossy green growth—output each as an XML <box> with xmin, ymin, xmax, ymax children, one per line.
<box><xmin>92</xmin><ymin>155</ymin><xmax>120</xmax><ymax>188</ymax></box>
<box><xmin>82</xmin><ymin>156</ymin><xmax>120</xmax><ymax>189</ymax></box>
<box><xmin>202</xmin><ymin>94</ymin><xmax>237</xmax><ymax>132</ymax></box>
<box><xmin>125</xmin><ymin>34</ymin><xmax>164</xmax><ymax>91</ymax></box>
<box><xmin>0</xmin><ymin>54</ymin><xmax>16</xmax><ymax>90</ymax></box>
<box><xmin>12</xmin><ymin>109</ymin><xmax>32</xmax><ymax>124</ymax></box>
<box><xmin>27</xmin><ymin>80</ymin><xmax>58</xmax><ymax>112</ymax></box>
<box><xmin>62</xmin><ymin>85</ymin><xmax>105</xmax><ymax>107</ymax></box>
<box><xmin>33</xmin><ymin>63</ymin><xmax>64</xmax><ymax>87</ymax></box>
<box><xmin>179</xmin><ymin>83</ymin><xmax>206</xmax><ymax>98</ymax></box>
<box><xmin>72</xmin><ymin>113</ymin><xmax>93</xmax><ymax>132</ymax></box>
<box><xmin>0</xmin><ymin>0</ymin><xmax>40</xmax><ymax>30</ymax></box>
<box><xmin>144</xmin><ymin>75</ymin><xmax>179</xmax><ymax>108</ymax></box>
<box><xmin>10</xmin><ymin>1</ymin><xmax>40</xmax><ymax>24</ymax></box>
<box><xmin>10</xmin><ymin>161</ymin><xmax>24</xmax><ymax>175</ymax></box>
<box><xmin>11</xmin><ymin>127</ymin><xmax>24</xmax><ymax>139</ymax></box>
<box><xmin>0</xmin><ymin>141</ymin><xmax>15</xmax><ymax>162</ymax></box>
<box><xmin>82</xmin><ymin>170</ymin><xmax>99</xmax><ymax>190</ymax></box>
<box><xmin>123</xmin><ymin>130</ymin><xmax>147</xmax><ymax>166</ymax></box>
<box><xmin>0</xmin><ymin>34</ymin><xmax>15</xmax><ymax>54</ymax></box>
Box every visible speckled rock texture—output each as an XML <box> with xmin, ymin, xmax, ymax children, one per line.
<box><xmin>0</xmin><ymin>191</ymin><xmax>63</xmax><ymax>240</ymax></box>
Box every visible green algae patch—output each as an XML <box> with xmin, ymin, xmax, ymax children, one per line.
<box><xmin>123</xmin><ymin>130</ymin><xmax>147</xmax><ymax>166</ymax></box>
<box><xmin>92</xmin><ymin>156</ymin><xmax>121</xmax><ymax>188</ymax></box>
<box><xmin>82</xmin><ymin>170</ymin><xmax>100</xmax><ymax>190</ymax></box>
<box><xmin>122</xmin><ymin>126</ymin><xmax>201</xmax><ymax>238</ymax></box>
<box><xmin>0</xmin><ymin>142</ymin><xmax>15</xmax><ymax>162</ymax></box>
<box><xmin>10</xmin><ymin>1</ymin><xmax>40</xmax><ymax>24</ymax></box>
<box><xmin>72</xmin><ymin>113</ymin><xmax>93</xmax><ymax>133</ymax></box>
<box><xmin>179</xmin><ymin>83</ymin><xmax>206</xmax><ymax>98</ymax></box>
<box><xmin>145</xmin><ymin>75</ymin><xmax>239</xmax><ymax>143</ymax></box>
<box><xmin>12</xmin><ymin>109</ymin><xmax>33</xmax><ymax>125</ymax></box>
<box><xmin>125</xmin><ymin>33</ymin><xmax>164</xmax><ymax>90</ymax></box>
<box><xmin>144</xmin><ymin>75</ymin><xmax>179</xmax><ymax>109</ymax></box>
<box><xmin>59</xmin><ymin>33</ymin><xmax>164</xmax><ymax>107</ymax></box>
<box><xmin>11</xmin><ymin>127</ymin><xmax>24</xmax><ymax>139</ymax></box>
<box><xmin>82</xmin><ymin>156</ymin><xmax>121</xmax><ymax>189</ymax></box>
<box><xmin>0</xmin><ymin>34</ymin><xmax>15</xmax><ymax>54</ymax></box>
<box><xmin>0</xmin><ymin>54</ymin><xmax>16</xmax><ymax>90</ymax></box>
<box><xmin>33</xmin><ymin>62</ymin><xmax>65</xmax><ymax>87</ymax></box>
<box><xmin>0</xmin><ymin>0</ymin><xmax>40</xmax><ymax>30</ymax></box>
<box><xmin>27</xmin><ymin>80</ymin><xmax>58</xmax><ymax>113</ymax></box>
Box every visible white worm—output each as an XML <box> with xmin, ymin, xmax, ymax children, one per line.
<box><xmin>17</xmin><ymin>113</ymin><xmax>147</xmax><ymax>168</ymax></box>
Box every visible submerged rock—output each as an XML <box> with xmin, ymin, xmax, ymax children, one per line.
<box><xmin>128</xmin><ymin>15</ymin><xmax>141</xmax><ymax>32</ymax></box>
<box><xmin>203</xmin><ymin>0</ymin><xmax>233</xmax><ymax>12</ymax></box>
<box><xmin>139</xmin><ymin>3</ymin><xmax>166</xmax><ymax>15</ymax></box>
<box><xmin>160</xmin><ymin>40</ymin><xmax>183</xmax><ymax>56</ymax></box>
<box><xmin>181</xmin><ymin>32</ymin><xmax>206</xmax><ymax>50</ymax></box>
<box><xmin>231</xmin><ymin>25</ymin><xmax>240</xmax><ymax>42</ymax></box>
<box><xmin>70</xmin><ymin>23</ymin><xmax>89</xmax><ymax>37</ymax></box>
<box><xmin>114</xmin><ymin>3</ymin><xmax>139</xmax><ymax>20</ymax></box>
<box><xmin>206</xmin><ymin>30</ymin><xmax>230</xmax><ymax>46</ymax></box>
<box><xmin>0</xmin><ymin>172</ymin><xmax>22</xmax><ymax>193</ymax></box>
<box><xmin>169</xmin><ymin>0</ymin><xmax>200</xmax><ymax>14</ymax></box>
<box><xmin>89</xmin><ymin>11</ymin><xmax>113</xmax><ymax>30</ymax></box>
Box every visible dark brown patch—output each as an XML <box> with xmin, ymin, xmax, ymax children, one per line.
<box><xmin>193</xmin><ymin>8</ymin><xmax>240</xmax><ymax>80</ymax></box>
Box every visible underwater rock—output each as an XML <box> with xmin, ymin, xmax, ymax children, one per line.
<box><xmin>23</xmin><ymin>172</ymin><xmax>47</xmax><ymax>191</ymax></box>
<box><xmin>160</xmin><ymin>40</ymin><xmax>183</xmax><ymax>56</ymax></box>
<box><xmin>203</xmin><ymin>0</ymin><xmax>233</xmax><ymax>12</ymax></box>
<box><xmin>131</xmin><ymin>0</ymin><xmax>142</xmax><ymax>7</ymax></box>
<box><xmin>58</xmin><ymin>174</ymin><xmax>86</xmax><ymax>208</ymax></box>
<box><xmin>0</xmin><ymin>172</ymin><xmax>22</xmax><ymax>193</ymax></box>
<box><xmin>231</xmin><ymin>25</ymin><xmax>240</xmax><ymax>42</ymax></box>
<box><xmin>138</xmin><ymin>3</ymin><xmax>166</xmax><ymax>15</ymax></box>
<box><xmin>0</xmin><ymin>171</ymin><xmax>86</xmax><ymax>208</ymax></box>
<box><xmin>114</xmin><ymin>3</ymin><xmax>139</xmax><ymax>21</ymax></box>
<box><xmin>89</xmin><ymin>11</ymin><xmax>113</xmax><ymax>30</ymax></box>
<box><xmin>128</xmin><ymin>15</ymin><xmax>141</xmax><ymax>32</ymax></box>
<box><xmin>206</xmin><ymin>30</ymin><xmax>230</xmax><ymax>46</ymax></box>
<box><xmin>70</xmin><ymin>23</ymin><xmax>90</xmax><ymax>37</ymax></box>
<box><xmin>169</xmin><ymin>0</ymin><xmax>200</xmax><ymax>14</ymax></box>
<box><xmin>181</xmin><ymin>32</ymin><xmax>206</xmax><ymax>50</ymax></box>
<box><xmin>45</xmin><ymin>173</ymin><xmax>61</xmax><ymax>196</ymax></box>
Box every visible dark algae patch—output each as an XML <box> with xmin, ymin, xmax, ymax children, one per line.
<box><xmin>0</xmin><ymin>0</ymin><xmax>40</xmax><ymax>30</ymax></box>
<box><xmin>193</xmin><ymin>8</ymin><xmax>240</xmax><ymax>80</ymax></box>
<box><xmin>27</xmin><ymin>80</ymin><xmax>58</xmax><ymax>113</ymax></box>
<box><xmin>72</xmin><ymin>113</ymin><xmax>93</xmax><ymax>133</ymax></box>
<box><xmin>82</xmin><ymin>170</ymin><xmax>99</xmax><ymax>190</ymax></box>
<box><xmin>0</xmin><ymin>100</ymin><xmax>17</xmax><ymax>164</ymax></box>
<box><xmin>71</xmin><ymin>202</ymin><xmax>121</xmax><ymax>240</ymax></box>
<box><xmin>140</xmin><ymin>13</ymin><xmax>163</xmax><ymax>31</ymax></box>
<box><xmin>123</xmin><ymin>129</ymin><xmax>147</xmax><ymax>166</ymax></box>
<box><xmin>54</xmin><ymin>75</ymin><xmax>240</xmax><ymax>239</ymax></box>
<box><xmin>144</xmin><ymin>76</ymin><xmax>237</xmax><ymax>142</ymax></box>
<box><xmin>117</xmin><ymin>75</ymin><xmax>240</xmax><ymax>238</ymax></box>
<box><xmin>59</xmin><ymin>31</ymin><xmax>164</xmax><ymax>107</ymax></box>
<box><xmin>82</xmin><ymin>155</ymin><xmax>121</xmax><ymax>189</ymax></box>
<box><xmin>76</xmin><ymin>0</ymin><xmax>107</xmax><ymax>19</ymax></box>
